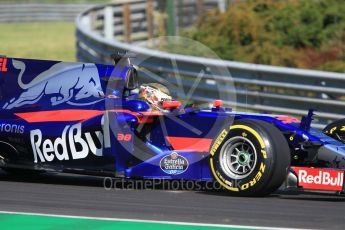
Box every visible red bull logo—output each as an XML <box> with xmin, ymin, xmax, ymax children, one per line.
<box><xmin>30</xmin><ymin>123</ymin><xmax>104</xmax><ymax>163</ymax></box>
<box><xmin>3</xmin><ymin>59</ymin><xmax>104</xmax><ymax>110</ymax></box>
<box><xmin>292</xmin><ymin>167</ymin><xmax>344</xmax><ymax>191</ymax></box>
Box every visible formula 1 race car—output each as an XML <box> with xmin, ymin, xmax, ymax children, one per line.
<box><xmin>0</xmin><ymin>54</ymin><xmax>344</xmax><ymax>196</ymax></box>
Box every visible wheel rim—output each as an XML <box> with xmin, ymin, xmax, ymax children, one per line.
<box><xmin>219</xmin><ymin>136</ymin><xmax>258</xmax><ymax>180</ymax></box>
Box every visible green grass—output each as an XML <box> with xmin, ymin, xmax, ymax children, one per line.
<box><xmin>0</xmin><ymin>213</ymin><xmax>256</xmax><ymax>230</ymax></box>
<box><xmin>0</xmin><ymin>22</ymin><xmax>76</xmax><ymax>61</ymax></box>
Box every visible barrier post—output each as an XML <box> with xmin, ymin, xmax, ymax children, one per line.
<box><xmin>196</xmin><ymin>0</ymin><xmax>204</xmax><ymax>22</ymax></box>
<box><xmin>166</xmin><ymin>0</ymin><xmax>175</xmax><ymax>36</ymax></box>
<box><xmin>104</xmin><ymin>6</ymin><xmax>114</xmax><ymax>40</ymax></box>
<box><xmin>146</xmin><ymin>0</ymin><xmax>154</xmax><ymax>40</ymax></box>
<box><xmin>123</xmin><ymin>3</ymin><xmax>131</xmax><ymax>43</ymax></box>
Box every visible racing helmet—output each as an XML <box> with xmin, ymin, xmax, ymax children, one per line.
<box><xmin>139</xmin><ymin>83</ymin><xmax>171</xmax><ymax>110</ymax></box>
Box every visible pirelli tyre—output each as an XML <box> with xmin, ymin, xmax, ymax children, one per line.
<box><xmin>209</xmin><ymin>119</ymin><xmax>290</xmax><ymax>196</ymax></box>
<box><xmin>323</xmin><ymin>118</ymin><xmax>345</xmax><ymax>144</ymax></box>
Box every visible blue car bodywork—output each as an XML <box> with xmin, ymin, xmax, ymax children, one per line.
<box><xmin>0</xmin><ymin>56</ymin><xmax>344</xmax><ymax>194</ymax></box>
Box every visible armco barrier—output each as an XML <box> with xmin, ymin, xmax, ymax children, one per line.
<box><xmin>0</xmin><ymin>4</ymin><xmax>94</xmax><ymax>22</ymax></box>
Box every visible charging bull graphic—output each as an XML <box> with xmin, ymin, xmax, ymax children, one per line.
<box><xmin>3</xmin><ymin>60</ymin><xmax>105</xmax><ymax>109</ymax></box>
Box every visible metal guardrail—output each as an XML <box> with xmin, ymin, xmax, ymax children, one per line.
<box><xmin>76</xmin><ymin>1</ymin><xmax>345</xmax><ymax>129</ymax></box>
<box><xmin>0</xmin><ymin>4</ymin><xmax>94</xmax><ymax>22</ymax></box>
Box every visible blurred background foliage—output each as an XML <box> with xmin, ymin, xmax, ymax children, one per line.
<box><xmin>0</xmin><ymin>0</ymin><xmax>109</xmax><ymax>3</ymax></box>
<box><xmin>184</xmin><ymin>0</ymin><xmax>345</xmax><ymax>72</ymax></box>
<box><xmin>1</xmin><ymin>0</ymin><xmax>344</xmax><ymax>72</ymax></box>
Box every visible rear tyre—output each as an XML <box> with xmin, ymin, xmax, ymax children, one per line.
<box><xmin>209</xmin><ymin>119</ymin><xmax>291</xmax><ymax>196</ymax></box>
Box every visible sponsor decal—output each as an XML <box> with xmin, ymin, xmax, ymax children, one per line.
<box><xmin>30</xmin><ymin>123</ymin><xmax>103</xmax><ymax>163</ymax></box>
<box><xmin>0</xmin><ymin>57</ymin><xmax>8</xmax><ymax>72</ymax></box>
<box><xmin>3</xmin><ymin>60</ymin><xmax>104</xmax><ymax>110</ymax></box>
<box><xmin>160</xmin><ymin>152</ymin><xmax>189</xmax><ymax>175</ymax></box>
<box><xmin>292</xmin><ymin>167</ymin><xmax>344</xmax><ymax>191</ymax></box>
<box><xmin>0</xmin><ymin>123</ymin><xmax>24</xmax><ymax>134</ymax></box>
<box><xmin>239</xmin><ymin>162</ymin><xmax>265</xmax><ymax>190</ymax></box>
<box><xmin>117</xmin><ymin>133</ymin><xmax>132</xmax><ymax>142</ymax></box>
<box><xmin>276</xmin><ymin>115</ymin><xmax>300</xmax><ymax>124</ymax></box>
<box><xmin>210</xmin><ymin>129</ymin><xmax>228</xmax><ymax>155</ymax></box>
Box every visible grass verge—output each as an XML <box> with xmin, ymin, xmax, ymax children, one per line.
<box><xmin>0</xmin><ymin>22</ymin><xmax>75</xmax><ymax>61</ymax></box>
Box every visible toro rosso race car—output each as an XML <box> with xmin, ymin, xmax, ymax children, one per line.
<box><xmin>0</xmin><ymin>54</ymin><xmax>344</xmax><ymax>196</ymax></box>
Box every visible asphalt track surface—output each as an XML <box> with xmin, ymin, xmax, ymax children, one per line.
<box><xmin>0</xmin><ymin>169</ymin><xmax>344</xmax><ymax>230</ymax></box>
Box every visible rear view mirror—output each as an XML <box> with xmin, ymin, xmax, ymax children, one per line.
<box><xmin>125</xmin><ymin>67</ymin><xmax>139</xmax><ymax>90</ymax></box>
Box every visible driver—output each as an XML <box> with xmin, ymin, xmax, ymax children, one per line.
<box><xmin>139</xmin><ymin>83</ymin><xmax>172</xmax><ymax>111</ymax></box>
